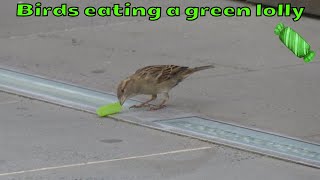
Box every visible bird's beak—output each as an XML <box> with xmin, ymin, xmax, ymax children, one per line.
<box><xmin>119</xmin><ymin>96</ymin><xmax>127</xmax><ymax>106</ymax></box>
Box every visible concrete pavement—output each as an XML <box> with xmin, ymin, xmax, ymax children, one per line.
<box><xmin>1</xmin><ymin>92</ymin><xmax>320</xmax><ymax>179</ymax></box>
<box><xmin>1</xmin><ymin>3</ymin><xmax>320</xmax><ymax>141</ymax></box>
<box><xmin>1</xmin><ymin>0</ymin><xmax>320</xmax><ymax>179</ymax></box>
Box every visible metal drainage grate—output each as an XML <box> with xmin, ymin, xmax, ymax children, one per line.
<box><xmin>155</xmin><ymin>117</ymin><xmax>320</xmax><ymax>168</ymax></box>
<box><xmin>0</xmin><ymin>68</ymin><xmax>138</xmax><ymax>112</ymax></box>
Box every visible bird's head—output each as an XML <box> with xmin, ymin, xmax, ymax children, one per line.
<box><xmin>117</xmin><ymin>78</ymin><xmax>136</xmax><ymax>106</ymax></box>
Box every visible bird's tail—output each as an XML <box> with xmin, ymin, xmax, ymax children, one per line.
<box><xmin>190</xmin><ymin>65</ymin><xmax>214</xmax><ymax>73</ymax></box>
<box><xmin>181</xmin><ymin>65</ymin><xmax>214</xmax><ymax>79</ymax></box>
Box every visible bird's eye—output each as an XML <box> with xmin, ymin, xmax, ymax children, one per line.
<box><xmin>121</xmin><ymin>89</ymin><xmax>124</xmax><ymax>93</ymax></box>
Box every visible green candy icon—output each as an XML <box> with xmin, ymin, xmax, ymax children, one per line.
<box><xmin>274</xmin><ymin>22</ymin><xmax>315</xmax><ymax>63</ymax></box>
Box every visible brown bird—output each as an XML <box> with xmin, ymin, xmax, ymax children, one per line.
<box><xmin>117</xmin><ymin>65</ymin><xmax>214</xmax><ymax>111</ymax></box>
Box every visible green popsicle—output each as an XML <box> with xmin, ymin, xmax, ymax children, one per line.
<box><xmin>96</xmin><ymin>102</ymin><xmax>123</xmax><ymax>117</ymax></box>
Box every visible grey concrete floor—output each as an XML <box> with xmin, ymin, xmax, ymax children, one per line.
<box><xmin>1</xmin><ymin>0</ymin><xmax>320</xmax><ymax>142</ymax></box>
<box><xmin>1</xmin><ymin>92</ymin><xmax>320</xmax><ymax>180</ymax></box>
<box><xmin>1</xmin><ymin>0</ymin><xmax>320</xmax><ymax>179</ymax></box>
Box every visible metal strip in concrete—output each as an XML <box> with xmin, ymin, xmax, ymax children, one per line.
<box><xmin>155</xmin><ymin>117</ymin><xmax>320</xmax><ymax>168</ymax></box>
<box><xmin>0</xmin><ymin>67</ymin><xmax>319</xmax><ymax>168</ymax></box>
<box><xmin>0</xmin><ymin>67</ymin><xmax>138</xmax><ymax>112</ymax></box>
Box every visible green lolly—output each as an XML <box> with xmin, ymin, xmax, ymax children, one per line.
<box><xmin>274</xmin><ymin>23</ymin><xmax>315</xmax><ymax>63</ymax></box>
<box><xmin>96</xmin><ymin>102</ymin><xmax>122</xmax><ymax>117</ymax></box>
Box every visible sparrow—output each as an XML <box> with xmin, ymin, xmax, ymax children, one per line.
<box><xmin>117</xmin><ymin>64</ymin><xmax>214</xmax><ymax>111</ymax></box>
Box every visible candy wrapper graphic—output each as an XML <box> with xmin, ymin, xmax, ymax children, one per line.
<box><xmin>274</xmin><ymin>23</ymin><xmax>315</xmax><ymax>63</ymax></box>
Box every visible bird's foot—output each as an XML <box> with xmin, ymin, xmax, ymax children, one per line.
<box><xmin>129</xmin><ymin>104</ymin><xmax>150</xmax><ymax>109</ymax></box>
<box><xmin>149</xmin><ymin>105</ymin><xmax>166</xmax><ymax>111</ymax></box>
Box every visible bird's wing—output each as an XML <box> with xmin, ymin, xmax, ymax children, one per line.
<box><xmin>134</xmin><ymin>65</ymin><xmax>189</xmax><ymax>83</ymax></box>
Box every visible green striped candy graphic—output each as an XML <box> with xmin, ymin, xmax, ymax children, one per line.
<box><xmin>274</xmin><ymin>23</ymin><xmax>315</xmax><ymax>63</ymax></box>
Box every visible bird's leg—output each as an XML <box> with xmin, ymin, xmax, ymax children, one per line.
<box><xmin>130</xmin><ymin>94</ymin><xmax>157</xmax><ymax>109</ymax></box>
<box><xmin>149</xmin><ymin>93</ymin><xmax>169</xmax><ymax>111</ymax></box>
